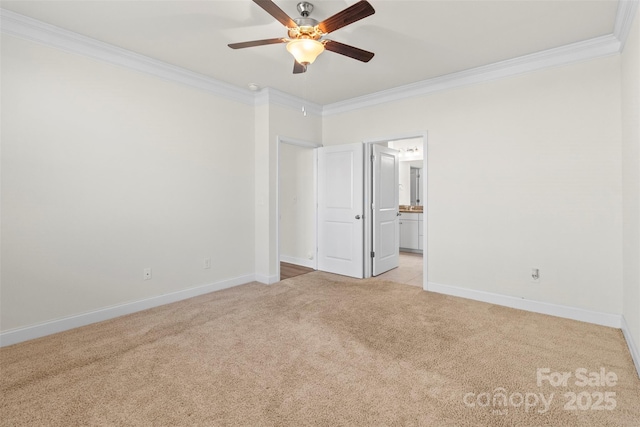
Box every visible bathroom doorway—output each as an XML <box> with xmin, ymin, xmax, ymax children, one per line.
<box><xmin>363</xmin><ymin>134</ymin><xmax>427</xmax><ymax>288</ymax></box>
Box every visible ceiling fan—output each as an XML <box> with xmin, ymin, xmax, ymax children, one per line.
<box><xmin>228</xmin><ymin>0</ymin><xmax>375</xmax><ymax>74</ymax></box>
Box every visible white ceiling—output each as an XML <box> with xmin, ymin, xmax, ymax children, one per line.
<box><xmin>0</xmin><ymin>0</ymin><xmax>621</xmax><ymax>105</ymax></box>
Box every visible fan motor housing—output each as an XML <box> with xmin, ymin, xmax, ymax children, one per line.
<box><xmin>289</xmin><ymin>2</ymin><xmax>322</xmax><ymax>40</ymax></box>
<box><xmin>289</xmin><ymin>17</ymin><xmax>322</xmax><ymax>39</ymax></box>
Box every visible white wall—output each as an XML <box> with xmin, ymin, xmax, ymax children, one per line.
<box><xmin>279</xmin><ymin>143</ymin><xmax>316</xmax><ymax>267</ymax></box>
<box><xmin>323</xmin><ymin>55</ymin><xmax>623</xmax><ymax>315</ymax></box>
<box><xmin>1</xmin><ymin>35</ymin><xmax>256</xmax><ymax>331</ymax></box>
<box><xmin>254</xmin><ymin>104</ymin><xmax>271</xmax><ymax>282</ymax></box>
<box><xmin>621</xmin><ymin>7</ymin><xmax>640</xmax><ymax>362</ymax></box>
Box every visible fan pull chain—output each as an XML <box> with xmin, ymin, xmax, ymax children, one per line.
<box><xmin>302</xmin><ymin>69</ymin><xmax>309</xmax><ymax>117</ymax></box>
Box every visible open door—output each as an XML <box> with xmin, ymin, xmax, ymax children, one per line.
<box><xmin>372</xmin><ymin>145</ymin><xmax>399</xmax><ymax>276</ymax></box>
<box><xmin>317</xmin><ymin>143</ymin><xmax>364</xmax><ymax>278</ymax></box>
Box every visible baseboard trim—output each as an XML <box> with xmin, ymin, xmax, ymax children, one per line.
<box><xmin>400</xmin><ymin>248</ymin><xmax>424</xmax><ymax>255</ymax></box>
<box><xmin>255</xmin><ymin>273</ymin><xmax>279</xmax><ymax>285</ymax></box>
<box><xmin>280</xmin><ymin>255</ymin><xmax>315</xmax><ymax>269</ymax></box>
<box><xmin>621</xmin><ymin>316</ymin><xmax>640</xmax><ymax>379</ymax></box>
<box><xmin>426</xmin><ymin>281</ymin><xmax>622</xmax><ymax>328</ymax></box>
<box><xmin>0</xmin><ymin>274</ymin><xmax>256</xmax><ymax>347</ymax></box>
<box><xmin>428</xmin><ymin>281</ymin><xmax>640</xmax><ymax>378</ymax></box>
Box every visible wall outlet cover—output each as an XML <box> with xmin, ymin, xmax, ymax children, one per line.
<box><xmin>531</xmin><ymin>268</ymin><xmax>540</xmax><ymax>283</ymax></box>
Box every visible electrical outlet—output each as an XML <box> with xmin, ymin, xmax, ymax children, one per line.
<box><xmin>204</xmin><ymin>257</ymin><xmax>212</xmax><ymax>269</ymax></box>
<box><xmin>531</xmin><ymin>268</ymin><xmax>540</xmax><ymax>283</ymax></box>
<box><xmin>144</xmin><ymin>268</ymin><xmax>152</xmax><ymax>280</ymax></box>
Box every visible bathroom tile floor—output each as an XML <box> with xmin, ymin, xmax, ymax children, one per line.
<box><xmin>375</xmin><ymin>252</ymin><xmax>424</xmax><ymax>287</ymax></box>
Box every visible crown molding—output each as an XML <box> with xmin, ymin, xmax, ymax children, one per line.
<box><xmin>1</xmin><ymin>3</ymin><xmax>635</xmax><ymax>118</ymax></box>
<box><xmin>0</xmin><ymin>8</ymin><xmax>320</xmax><ymax>115</ymax></box>
<box><xmin>0</xmin><ymin>9</ymin><xmax>256</xmax><ymax>105</ymax></box>
<box><xmin>255</xmin><ymin>87</ymin><xmax>323</xmax><ymax>117</ymax></box>
<box><xmin>322</xmin><ymin>0</ymin><xmax>635</xmax><ymax>116</ymax></box>
<box><xmin>614</xmin><ymin>0</ymin><xmax>639</xmax><ymax>51</ymax></box>
<box><xmin>322</xmin><ymin>34</ymin><xmax>621</xmax><ymax>116</ymax></box>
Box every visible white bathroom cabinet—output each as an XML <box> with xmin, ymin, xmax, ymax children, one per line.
<box><xmin>399</xmin><ymin>212</ymin><xmax>423</xmax><ymax>253</ymax></box>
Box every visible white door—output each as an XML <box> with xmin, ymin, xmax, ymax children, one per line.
<box><xmin>317</xmin><ymin>143</ymin><xmax>364</xmax><ymax>278</ymax></box>
<box><xmin>372</xmin><ymin>145</ymin><xmax>399</xmax><ymax>276</ymax></box>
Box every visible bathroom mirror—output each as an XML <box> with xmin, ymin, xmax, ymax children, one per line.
<box><xmin>390</xmin><ymin>138</ymin><xmax>424</xmax><ymax>207</ymax></box>
<box><xmin>398</xmin><ymin>159</ymin><xmax>424</xmax><ymax>207</ymax></box>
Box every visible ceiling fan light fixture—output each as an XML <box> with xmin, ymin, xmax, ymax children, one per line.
<box><xmin>286</xmin><ymin>38</ymin><xmax>324</xmax><ymax>65</ymax></box>
<box><xmin>228</xmin><ymin>0</ymin><xmax>375</xmax><ymax>73</ymax></box>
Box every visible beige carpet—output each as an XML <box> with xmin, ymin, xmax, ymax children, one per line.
<box><xmin>1</xmin><ymin>272</ymin><xmax>639</xmax><ymax>426</ymax></box>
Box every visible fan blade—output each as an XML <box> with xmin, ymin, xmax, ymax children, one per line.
<box><xmin>252</xmin><ymin>0</ymin><xmax>297</xmax><ymax>28</ymax></box>
<box><xmin>317</xmin><ymin>1</ymin><xmax>375</xmax><ymax>34</ymax></box>
<box><xmin>323</xmin><ymin>40</ymin><xmax>374</xmax><ymax>62</ymax></box>
<box><xmin>293</xmin><ymin>60</ymin><xmax>307</xmax><ymax>74</ymax></box>
<box><xmin>228</xmin><ymin>38</ymin><xmax>287</xmax><ymax>49</ymax></box>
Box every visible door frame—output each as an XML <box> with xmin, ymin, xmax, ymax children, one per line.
<box><xmin>363</xmin><ymin>132</ymin><xmax>428</xmax><ymax>289</ymax></box>
<box><xmin>276</xmin><ymin>136</ymin><xmax>322</xmax><ymax>281</ymax></box>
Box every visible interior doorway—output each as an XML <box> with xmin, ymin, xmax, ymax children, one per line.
<box><xmin>276</xmin><ymin>137</ymin><xmax>321</xmax><ymax>282</ymax></box>
<box><xmin>363</xmin><ymin>133</ymin><xmax>427</xmax><ymax>288</ymax></box>
<box><xmin>279</xmin><ymin>133</ymin><xmax>426</xmax><ymax>288</ymax></box>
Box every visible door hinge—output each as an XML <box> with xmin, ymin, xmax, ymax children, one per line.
<box><xmin>371</xmin><ymin>251</ymin><xmax>375</xmax><ymax>258</ymax></box>
<box><xmin>371</xmin><ymin>202</ymin><xmax>375</xmax><ymax>210</ymax></box>
<box><xmin>371</xmin><ymin>154</ymin><xmax>375</xmax><ymax>162</ymax></box>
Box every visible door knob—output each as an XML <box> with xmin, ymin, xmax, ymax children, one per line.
<box><xmin>355</xmin><ymin>215</ymin><xmax>361</xmax><ymax>219</ymax></box>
